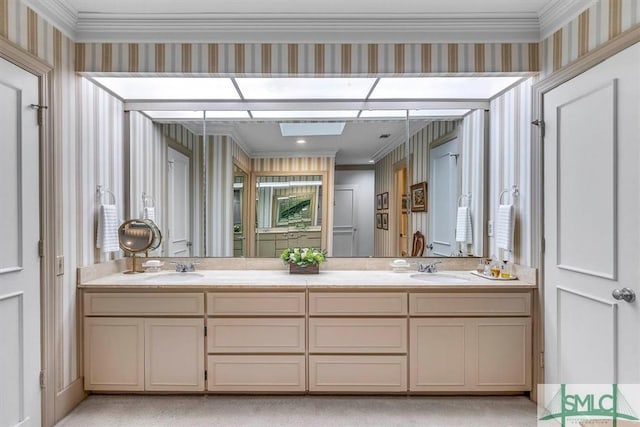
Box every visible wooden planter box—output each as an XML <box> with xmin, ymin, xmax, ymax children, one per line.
<box><xmin>289</xmin><ymin>263</ymin><xmax>320</xmax><ymax>274</ymax></box>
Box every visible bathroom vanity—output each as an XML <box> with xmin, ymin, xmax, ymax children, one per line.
<box><xmin>79</xmin><ymin>270</ymin><xmax>535</xmax><ymax>395</ymax></box>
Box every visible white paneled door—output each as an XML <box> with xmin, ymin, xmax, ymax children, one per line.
<box><xmin>430</xmin><ymin>138</ymin><xmax>459</xmax><ymax>256</ymax></box>
<box><xmin>0</xmin><ymin>58</ymin><xmax>41</xmax><ymax>425</ymax></box>
<box><xmin>167</xmin><ymin>147</ymin><xmax>191</xmax><ymax>257</ymax></box>
<box><xmin>543</xmin><ymin>42</ymin><xmax>640</xmax><ymax>384</ymax></box>
<box><xmin>333</xmin><ymin>186</ymin><xmax>357</xmax><ymax>256</ymax></box>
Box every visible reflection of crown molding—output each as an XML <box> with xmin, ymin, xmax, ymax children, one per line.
<box><xmin>251</xmin><ymin>151</ymin><xmax>337</xmax><ymax>159</ymax></box>
<box><xmin>200</xmin><ymin>124</ymin><xmax>253</xmax><ymax>157</ymax></box>
<box><xmin>72</xmin><ymin>13</ymin><xmax>539</xmax><ymax>43</ymax></box>
<box><xmin>21</xmin><ymin>0</ymin><xmax>77</xmax><ymax>39</ymax></box>
<box><xmin>538</xmin><ymin>0</ymin><xmax>596</xmax><ymax>40</ymax></box>
<box><xmin>370</xmin><ymin>119</ymin><xmax>434</xmax><ymax>162</ymax></box>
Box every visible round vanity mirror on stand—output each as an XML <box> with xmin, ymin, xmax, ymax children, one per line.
<box><xmin>118</xmin><ymin>219</ymin><xmax>162</xmax><ymax>274</ymax></box>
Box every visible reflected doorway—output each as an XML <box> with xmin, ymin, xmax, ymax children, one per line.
<box><xmin>394</xmin><ymin>164</ymin><xmax>408</xmax><ymax>256</ymax></box>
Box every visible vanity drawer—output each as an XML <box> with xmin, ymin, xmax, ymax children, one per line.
<box><xmin>409</xmin><ymin>293</ymin><xmax>531</xmax><ymax>316</ymax></box>
<box><xmin>207</xmin><ymin>318</ymin><xmax>305</xmax><ymax>353</ymax></box>
<box><xmin>84</xmin><ymin>293</ymin><xmax>204</xmax><ymax>316</ymax></box>
<box><xmin>309</xmin><ymin>292</ymin><xmax>407</xmax><ymax>316</ymax></box>
<box><xmin>207</xmin><ymin>292</ymin><xmax>305</xmax><ymax>316</ymax></box>
<box><xmin>207</xmin><ymin>355</ymin><xmax>306</xmax><ymax>392</ymax></box>
<box><xmin>309</xmin><ymin>355</ymin><xmax>407</xmax><ymax>392</ymax></box>
<box><xmin>309</xmin><ymin>318</ymin><xmax>407</xmax><ymax>353</ymax></box>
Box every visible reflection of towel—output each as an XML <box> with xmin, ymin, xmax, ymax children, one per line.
<box><xmin>455</xmin><ymin>207</ymin><xmax>473</xmax><ymax>244</ymax></box>
<box><xmin>143</xmin><ymin>207</ymin><xmax>155</xmax><ymax>222</ymax></box>
<box><xmin>496</xmin><ymin>204</ymin><xmax>515</xmax><ymax>251</ymax></box>
<box><xmin>96</xmin><ymin>204</ymin><xmax>119</xmax><ymax>253</ymax></box>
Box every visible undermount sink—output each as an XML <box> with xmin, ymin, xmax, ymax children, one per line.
<box><xmin>143</xmin><ymin>272</ymin><xmax>205</xmax><ymax>282</ymax></box>
<box><xmin>409</xmin><ymin>273</ymin><xmax>470</xmax><ymax>284</ymax></box>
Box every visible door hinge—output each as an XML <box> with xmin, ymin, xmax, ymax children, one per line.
<box><xmin>40</xmin><ymin>371</ymin><xmax>46</xmax><ymax>389</ymax></box>
<box><xmin>38</xmin><ymin>240</ymin><xmax>44</xmax><ymax>258</ymax></box>
<box><xmin>30</xmin><ymin>104</ymin><xmax>48</xmax><ymax>126</ymax></box>
<box><xmin>532</xmin><ymin>119</ymin><xmax>545</xmax><ymax>138</ymax></box>
<box><xmin>204</xmin><ymin>326</ymin><xmax>207</xmax><ymax>337</ymax></box>
<box><xmin>539</xmin><ymin>352</ymin><xmax>545</xmax><ymax>368</ymax></box>
<box><xmin>204</xmin><ymin>370</ymin><xmax>208</xmax><ymax>381</ymax></box>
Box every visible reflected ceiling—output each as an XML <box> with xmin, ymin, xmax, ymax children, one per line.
<box><xmin>90</xmin><ymin>75</ymin><xmax>524</xmax><ymax>164</ymax></box>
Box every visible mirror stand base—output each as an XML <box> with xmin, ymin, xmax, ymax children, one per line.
<box><xmin>123</xmin><ymin>253</ymin><xmax>143</xmax><ymax>274</ymax></box>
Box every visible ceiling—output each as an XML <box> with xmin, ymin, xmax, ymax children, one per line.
<box><xmin>25</xmin><ymin>0</ymin><xmax>594</xmax><ymax>43</ymax></box>
<box><xmin>91</xmin><ymin>76</ymin><xmax>525</xmax><ymax>164</ymax></box>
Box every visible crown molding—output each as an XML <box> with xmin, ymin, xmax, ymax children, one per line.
<box><xmin>21</xmin><ymin>0</ymin><xmax>77</xmax><ymax>39</ymax></box>
<box><xmin>538</xmin><ymin>0</ymin><xmax>597</xmax><ymax>40</ymax></box>
<box><xmin>249</xmin><ymin>150</ymin><xmax>337</xmax><ymax>159</ymax></box>
<box><xmin>70</xmin><ymin>12</ymin><xmax>541</xmax><ymax>43</ymax></box>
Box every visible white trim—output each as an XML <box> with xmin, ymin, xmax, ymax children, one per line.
<box><xmin>74</xmin><ymin>13</ymin><xmax>540</xmax><ymax>43</ymax></box>
<box><xmin>538</xmin><ymin>0</ymin><xmax>597</xmax><ymax>40</ymax></box>
<box><xmin>250</xmin><ymin>150</ymin><xmax>337</xmax><ymax>159</ymax></box>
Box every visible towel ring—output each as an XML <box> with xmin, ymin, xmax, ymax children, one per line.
<box><xmin>499</xmin><ymin>185</ymin><xmax>520</xmax><ymax>205</ymax></box>
<box><xmin>96</xmin><ymin>185</ymin><xmax>116</xmax><ymax>205</ymax></box>
<box><xmin>142</xmin><ymin>192</ymin><xmax>155</xmax><ymax>208</ymax></box>
<box><xmin>457</xmin><ymin>193</ymin><xmax>471</xmax><ymax>207</ymax></box>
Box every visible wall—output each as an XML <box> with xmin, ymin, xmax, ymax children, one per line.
<box><xmin>488</xmin><ymin>77</ymin><xmax>536</xmax><ymax>266</ymax></box>
<box><xmin>542</xmin><ymin>0</ymin><xmax>640</xmax><ymax>75</ymax></box>
<box><xmin>205</xmin><ymin>135</ymin><xmax>234</xmax><ymax>256</ymax></box>
<box><xmin>74</xmin><ymin>42</ymin><xmax>540</xmax><ymax>74</ymax></box>
<box><xmin>335</xmin><ymin>169</ymin><xmax>375</xmax><ymax>256</ymax></box>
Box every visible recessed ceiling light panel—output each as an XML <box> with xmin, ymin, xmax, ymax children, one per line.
<box><xmin>251</xmin><ymin>110</ymin><xmax>359</xmax><ymax>119</ymax></box>
<box><xmin>236</xmin><ymin>78</ymin><xmax>376</xmax><ymax>100</ymax></box>
<box><xmin>280</xmin><ymin>122</ymin><xmax>346</xmax><ymax>136</ymax></box>
<box><xmin>370</xmin><ymin>77</ymin><xmax>522</xmax><ymax>99</ymax></box>
<box><xmin>92</xmin><ymin>77</ymin><xmax>241</xmax><ymax>100</ymax></box>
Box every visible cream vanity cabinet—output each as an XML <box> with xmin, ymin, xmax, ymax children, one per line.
<box><xmin>409</xmin><ymin>292</ymin><xmax>532</xmax><ymax>392</ymax></box>
<box><xmin>206</xmin><ymin>292</ymin><xmax>306</xmax><ymax>392</ymax></box>
<box><xmin>83</xmin><ymin>292</ymin><xmax>205</xmax><ymax>392</ymax></box>
<box><xmin>308</xmin><ymin>292</ymin><xmax>408</xmax><ymax>392</ymax></box>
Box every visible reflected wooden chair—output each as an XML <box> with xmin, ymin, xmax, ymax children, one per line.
<box><xmin>412</xmin><ymin>231</ymin><xmax>425</xmax><ymax>257</ymax></box>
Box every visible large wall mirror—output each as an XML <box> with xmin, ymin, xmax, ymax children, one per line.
<box><xmin>101</xmin><ymin>75</ymin><xmax>525</xmax><ymax>259</ymax></box>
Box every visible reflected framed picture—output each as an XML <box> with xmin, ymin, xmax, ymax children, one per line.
<box><xmin>410</xmin><ymin>182</ymin><xmax>427</xmax><ymax>212</ymax></box>
<box><xmin>382</xmin><ymin>213</ymin><xmax>389</xmax><ymax>230</ymax></box>
<box><xmin>381</xmin><ymin>192</ymin><xmax>389</xmax><ymax>210</ymax></box>
<box><xmin>376</xmin><ymin>213</ymin><xmax>382</xmax><ymax>229</ymax></box>
<box><xmin>402</xmin><ymin>194</ymin><xmax>410</xmax><ymax>214</ymax></box>
<box><xmin>376</xmin><ymin>194</ymin><xmax>382</xmax><ymax>210</ymax></box>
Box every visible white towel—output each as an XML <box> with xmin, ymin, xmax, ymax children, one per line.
<box><xmin>455</xmin><ymin>206</ymin><xmax>473</xmax><ymax>244</ymax></box>
<box><xmin>496</xmin><ymin>204</ymin><xmax>515</xmax><ymax>251</ymax></box>
<box><xmin>143</xmin><ymin>206</ymin><xmax>156</xmax><ymax>222</ymax></box>
<box><xmin>96</xmin><ymin>204</ymin><xmax>119</xmax><ymax>253</ymax></box>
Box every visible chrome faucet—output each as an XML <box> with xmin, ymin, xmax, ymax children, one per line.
<box><xmin>418</xmin><ymin>261</ymin><xmax>442</xmax><ymax>273</ymax></box>
<box><xmin>171</xmin><ymin>261</ymin><xmax>198</xmax><ymax>273</ymax></box>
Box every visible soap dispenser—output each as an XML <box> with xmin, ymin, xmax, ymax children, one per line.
<box><xmin>500</xmin><ymin>260</ymin><xmax>512</xmax><ymax>279</ymax></box>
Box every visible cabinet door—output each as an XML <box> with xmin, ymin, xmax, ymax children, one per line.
<box><xmin>145</xmin><ymin>318</ymin><xmax>205</xmax><ymax>391</ymax></box>
<box><xmin>84</xmin><ymin>317</ymin><xmax>144</xmax><ymax>391</ymax></box>
<box><xmin>410</xmin><ymin>318</ymin><xmax>470</xmax><ymax>391</ymax></box>
<box><xmin>475</xmin><ymin>317</ymin><xmax>531</xmax><ymax>391</ymax></box>
<box><xmin>410</xmin><ymin>317</ymin><xmax>531</xmax><ymax>392</ymax></box>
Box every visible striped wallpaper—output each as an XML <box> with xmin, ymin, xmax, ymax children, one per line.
<box><xmin>488</xmin><ymin>77</ymin><xmax>536</xmax><ymax>266</ymax></box>
<box><xmin>459</xmin><ymin>110</ymin><xmax>487</xmax><ymax>258</ymax></box>
<box><xmin>128</xmin><ymin>111</ymin><xmax>166</xmax><ymax>255</ymax></box>
<box><xmin>232</xmin><ymin>142</ymin><xmax>251</xmax><ymax>173</ymax></box>
<box><xmin>205</xmin><ymin>135</ymin><xmax>234</xmax><ymax>256</ymax></box>
<box><xmin>541</xmin><ymin>0</ymin><xmax>640</xmax><ymax>74</ymax></box>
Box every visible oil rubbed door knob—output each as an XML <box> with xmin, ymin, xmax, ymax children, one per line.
<box><xmin>612</xmin><ymin>288</ymin><xmax>636</xmax><ymax>303</ymax></box>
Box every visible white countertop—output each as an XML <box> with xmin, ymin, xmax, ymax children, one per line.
<box><xmin>79</xmin><ymin>269</ymin><xmax>535</xmax><ymax>290</ymax></box>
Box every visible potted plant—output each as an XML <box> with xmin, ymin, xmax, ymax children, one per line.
<box><xmin>280</xmin><ymin>247</ymin><xmax>327</xmax><ymax>274</ymax></box>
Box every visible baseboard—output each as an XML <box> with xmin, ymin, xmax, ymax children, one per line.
<box><xmin>55</xmin><ymin>377</ymin><xmax>87</xmax><ymax>423</ymax></box>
